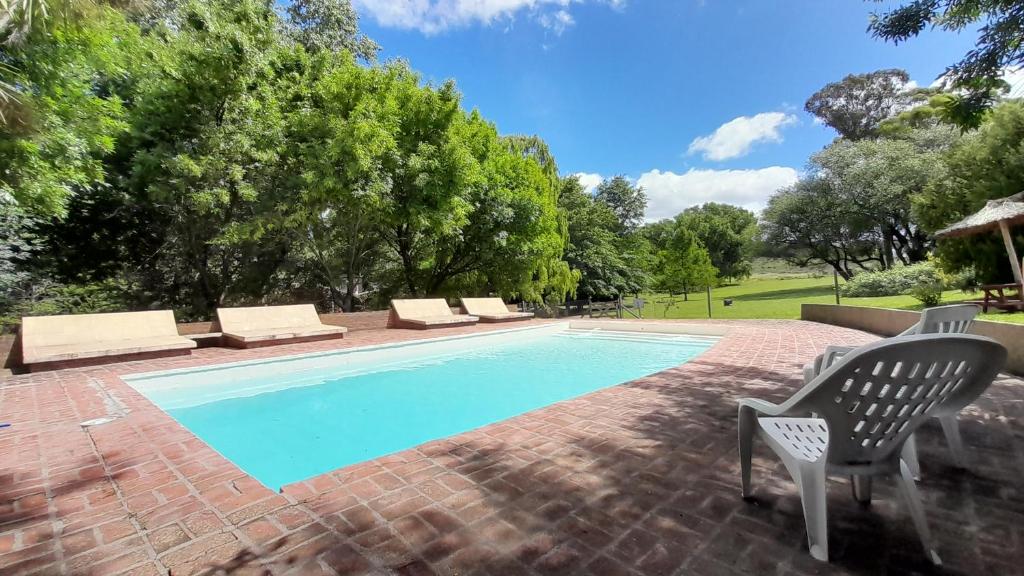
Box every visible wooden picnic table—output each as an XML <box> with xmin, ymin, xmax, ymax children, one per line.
<box><xmin>969</xmin><ymin>283</ymin><xmax>1024</xmax><ymax>312</ymax></box>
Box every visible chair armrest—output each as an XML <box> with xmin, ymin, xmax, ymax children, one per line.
<box><xmin>737</xmin><ymin>397</ymin><xmax>786</xmax><ymax>416</ymax></box>
<box><xmin>821</xmin><ymin>346</ymin><xmax>856</xmax><ymax>371</ymax></box>
<box><xmin>802</xmin><ymin>363</ymin><xmax>817</xmax><ymax>385</ymax></box>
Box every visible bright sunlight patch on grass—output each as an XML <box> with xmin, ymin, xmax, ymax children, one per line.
<box><xmin>640</xmin><ymin>276</ymin><xmax>1024</xmax><ymax>324</ymax></box>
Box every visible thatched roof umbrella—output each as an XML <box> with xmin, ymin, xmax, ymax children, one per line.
<box><xmin>935</xmin><ymin>191</ymin><xmax>1024</xmax><ymax>284</ymax></box>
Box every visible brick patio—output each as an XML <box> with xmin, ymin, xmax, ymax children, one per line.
<box><xmin>0</xmin><ymin>320</ymin><xmax>1022</xmax><ymax>576</ymax></box>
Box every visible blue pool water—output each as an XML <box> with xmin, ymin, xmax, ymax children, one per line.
<box><xmin>126</xmin><ymin>326</ymin><xmax>715</xmax><ymax>489</ymax></box>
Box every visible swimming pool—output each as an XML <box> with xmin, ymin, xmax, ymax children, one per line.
<box><xmin>124</xmin><ymin>323</ymin><xmax>717</xmax><ymax>490</ymax></box>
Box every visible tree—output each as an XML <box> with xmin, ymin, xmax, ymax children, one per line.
<box><xmin>0</xmin><ymin>6</ymin><xmax>144</xmax><ymax>217</ymax></box>
<box><xmin>804</xmin><ymin>69</ymin><xmax>917</xmax><ymax>140</ymax></box>
<box><xmin>810</xmin><ymin>127</ymin><xmax>956</xmax><ymax>267</ymax></box>
<box><xmin>594</xmin><ymin>176</ymin><xmax>646</xmax><ymax>233</ymax></box>
<box><xmin>559</xmin><ymin>176</ymin><xmax>645</xmax><ymax>299</ymax></box>
<box><xmin>276</xmin><ymin>52</ymin><xmax>391</xmax><ymax>311</ymax></box>
<box><xmin>123</xmin><ymin>0</ymin><xmax>292</xmax><ymax>316</ymax></box>
<box><xmin>867</xmin><ymin>0</ymin><xmax>1022</xmax><ymax>125</ymax></box>
<box><xmin>286</xmin><ymin>0</ymin><xmax>378</xmax><ymax>60</ymax></box>
<box><xmin>652</xmin><ymin>226</ymin><xmax>717</xmax><ymax>301</ymax></box>
<box><xmin>675</xmin><ymin>203</ymin><xmax>757</xmax><ymax>281</ymax></box>
<box><xmin>761</xmin><ymin>177</ymin><xmax>883</xmax><ymax>280</ymax></box>
<box><xmin>915</xmin><ymin>100</ymin><xmax>1024</xmax><ymax>281</ymax></box>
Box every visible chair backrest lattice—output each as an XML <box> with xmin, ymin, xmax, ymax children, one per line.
<box><xmin>903</xmin><ymin>304</ymin><xmax>981</xmax><ymax>336</ymax></box>
<box><xmin>793</xmin><ymin>334</ymin><xmax>1005</xmax><ymax>466</ymax></box>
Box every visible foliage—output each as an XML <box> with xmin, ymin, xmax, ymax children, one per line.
<box><xmin>0</xmin><ymin>6</ymin><xmax>144</xmax><ymax>217</ymax></box>
<box><xmin>804</xmin><ymin>69</ymin><xmax>920</xmax><ymax>140</ymax></box>
<box><xmin>842</xmin><ymin>262</ymin><xmax>942</xmax><ymax>297</ymax></box>
<box><xmin>286</xmin><ymin>0</ymin><xmax>378</xmax><ymax>60</ymax></box>
<box><xmin>559</xmin><ymin>176</ymin><xmax>645</xmax><ymax>299</ymax></box>
<box><xmin>0</xmin><ymin>200</ymin><xmax>33</xmax><ymax>316</ymax></box>
<box><xmin>121</xmin><ymin>0</ymin><xmax>293</xmax><ymax>316</ymax></box>
<box><xmin>674</xmin><ymin>203</ymin><xmax>756</xmax><ymax>280</ymax></box>
<box><xmin>811</xmin><ymin>127</ymin><xmax>956</xmax><ymax>266</ymax></box>
<box><xmin>761</xmin><ymin>177</ymin><xmax>882</xmax><ymax>280</ymax></box>
<box><xmin>651</xmin><ymin>228</ymin><xmax>717</xmax><ymax>299</ymax></box>
<box><xmin>594</xmin><ymin>175</ymin><xmax>646</xmax><ymax>234</ymax></box>
<box><xmin>915</xmin><ymin>100</ymin><xmax>1024</xmax><ymax>281</ymax></box>
<box><xmin>867</xmin><ymin>0</ymin><xmax>1022</xmax><ymax>126</ymax></box>
<box><xmin>910</xmin><ymin>280</ymin><xmax>944</xmax><ymax>307</ymax></box>
<box><xmin>0</xmin><ymin>276</ymin><xmax>134</xmax><ymax>332</ymax></box>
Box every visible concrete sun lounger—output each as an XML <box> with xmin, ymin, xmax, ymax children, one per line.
<box><xmin>216</xmin><ymin>304</ymin><xmax>347</xmax><ymax>348</ymax></box>
<box><xmin>459</xmin><ymin>297</ymin><xmax>534</xmax><ymax>322</ymax></box>
<box><xmin>20</xmin><ymin>310</ymin><xmax>197</xmax><ymax>371</ymax></box>
<box><xmin>388</xmin><ymin>299</ymin><xmax>478</xmax><ymax>329</ymax></box>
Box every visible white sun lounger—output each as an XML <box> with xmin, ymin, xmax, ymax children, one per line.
<box><xmin>217</xmin><ymin>304</ymin><xmax>346</xmax><ymax>348</ymax></box>
<box><xmin>459</xmin><ymin>298</ymin><xmax>534</xmax><ymax>322</ymax></box>
<box><xmin>21</xmin><ymin>310</ymin><xmax>196</xmax><ymax>370</ymax></box>
<box><xmin>388</xmin><ymin>299</ymin><xmax>478</xmax><ymax>329</ymax></box>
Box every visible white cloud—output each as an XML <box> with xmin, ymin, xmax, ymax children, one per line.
<box><xmin>353</xmin><ymin>0</ymin><xmax>622</xmax><ymax>35</ymax></box>
<box><xmin>687</xmin><ymin>112</ymin><xmax>798</xmax><ymax>161</ymax></box>
<box><xmin>638</xmin><ymin>166</ymin><xmax>799</xmax><ymax>220</ymax></box>
<box><xmin>538</xmin><ymin>9</ymin><xmax>574</xmax><ymax>35</ymax></box>
<box><xmin>574</xmin><ymin>172</ymin><xmax>603</xmax><ymax>194</ymax></box>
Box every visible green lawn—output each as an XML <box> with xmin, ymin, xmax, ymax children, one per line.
<box><xmin>638</xmin><ymin>276</ymin><xmax>1024</xmax><ymax>324</ymax></box>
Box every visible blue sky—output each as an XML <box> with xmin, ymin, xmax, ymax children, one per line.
<box><xmin>353</xmin><ymin>0</ymin><xmax>984</xmax><ymax>219</ymax></box>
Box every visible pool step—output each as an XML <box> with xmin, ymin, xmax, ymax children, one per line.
<box><xmin>556</xmin><ymin>329</ymin><xmax>718</xmax><ymax>346</ymax></box>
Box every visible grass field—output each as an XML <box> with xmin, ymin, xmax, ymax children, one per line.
<box><xmin>638</xmin><ymin>276</ymin><xmax>1024</xmax><ymax>324</ymax></box>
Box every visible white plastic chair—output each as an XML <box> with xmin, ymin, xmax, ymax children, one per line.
<box><xmin>801</xmin><ymin>304</ymin><xmax>982</xmax><ymax>473</ymax></box>
<box><xmin>740</xmin><ymin>333</ymin><xmax>1006</xmax><ymax>565</ymax></box>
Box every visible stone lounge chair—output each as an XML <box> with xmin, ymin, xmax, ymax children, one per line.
<box><xmin>20</xmin><ymin>310</ymin><xmax>197</xmax><ymax>371</ymax></box>
<box><xmin>459</xmin><ymin>297</ymin><xmax>535</xmax><ymax>323</ymax></box>
<box><xmin>387</xmin><ymin>299</ymin><xmax>478</xmax><ymax>329</ymax></box>
<box><xmin>802</xmin><ymin>304</ymin><xmax>982</xmax><ymax>473</ymax></box>
<box><xmin>739</xmin><ymin>333</ymin><xmax>1006</xmax><ymax>565</ymax></box>
<box><xmin>217</xmin><ymin>304</ymin><xmax>347</xmax><ymax>348</ymax></box>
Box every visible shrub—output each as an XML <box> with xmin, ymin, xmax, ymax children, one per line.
<box><xmin>910</xmin><ymin>280</ymin><xmax>943</xmax><ymax>307</ymax></box>
<box><xmin>842</xmin><ymin>262</ymin><xmax>943</xmax><ymax>297</ymax></box>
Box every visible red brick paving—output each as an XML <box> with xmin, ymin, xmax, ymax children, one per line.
<box><xmin>0</xmin><ymin>320</ymin><xmax>1022</xmax><ymax>575</ymax></box>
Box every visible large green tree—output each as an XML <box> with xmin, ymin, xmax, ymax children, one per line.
<box><xmin>804</xmin><ymin>69</ymin><xmax>920</xmax><ymax>140</ymax></box>
<box><xmin>762</xmin><ymin>177</ymin><xmax>883</xmax><ymax>280</ymax></box>
<box><xmin>810</xmin><ymin>126</ymin><xmax>956</xmax><ymax>267</ymax></box>
<box><xmin>675</xmin><ymin>203</ymin><xmax>757</xmax><ymax>281</ymax></box>
<box><xmin>651</xmin><ymin>226</ymin><xmax>717</xmax><ymax>300</ymax></box>
<box><xmin>559</xmin><ymin>176</ymin><xmax>646</xmax><ymax>299</ymax></box>
<box><xmin>0</xmin><ymin>6</ymin><xmax>145</xmax><ymax>218</ymax></box>
<box><xmin>123</xmin><ymin>0</ymin><xmax>293</xmax><ymax>316</ymax></box>
<box><xmin>915</xmin><ymin>100</ymin><xmax>1024</xmax><ymax>281</ymax></box>
<box><xmin>594</xmin><ymin>176</ymin><xmax>647</xmax><ymax>234</ymax></box>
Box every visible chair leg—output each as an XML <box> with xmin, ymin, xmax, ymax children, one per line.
<box><xmin>851</xmin><ymin>475</ymin><xmax>872</xmax><ymax>507</ymax></box>
<box><xmin>938</xmin><ymin>415</ymin><xmax>967</xmax><ymax>469</ymax></box>
<box><xmin>797</xmin><ymin>464</ymin><xmax>829</xmax><ymax>562</ymax></box>
<box><xmin>738</xmin><ymin>406</ymin><xmax>756</xmax><ymax>498</ymax></box>
<box><xmin>895</xmin><ymin>460</ymin><xmax>942</xmax><ymax>566</ymax></box>
<box><xmin>902</xmin><ymin>434</ymin><xmax>921</xmax><ymax>480</ymax></box>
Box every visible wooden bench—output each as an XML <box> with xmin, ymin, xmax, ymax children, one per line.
<box><xmin>968</xmin><ymin>283</ymin><xmax>1024</xmax><ymax>313</ymax></box>
<box><xmin>459</xmin><ymin>298</ymin><xmax>534</xmax><ymax>323</ymax></box>
<box><xmin>388</xmin><ymin>299</ymin><xmax>478</xmax><ymax>329</ymax></box>
<box><xmin>21</xmin><ymin>310</ymin><xmax>196</xmax><ymax>371</ymax></box>
<box><xmin>216</xmin><ymin>304</ymin><xmax>347</xmax><ymax>348</ymax></box>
